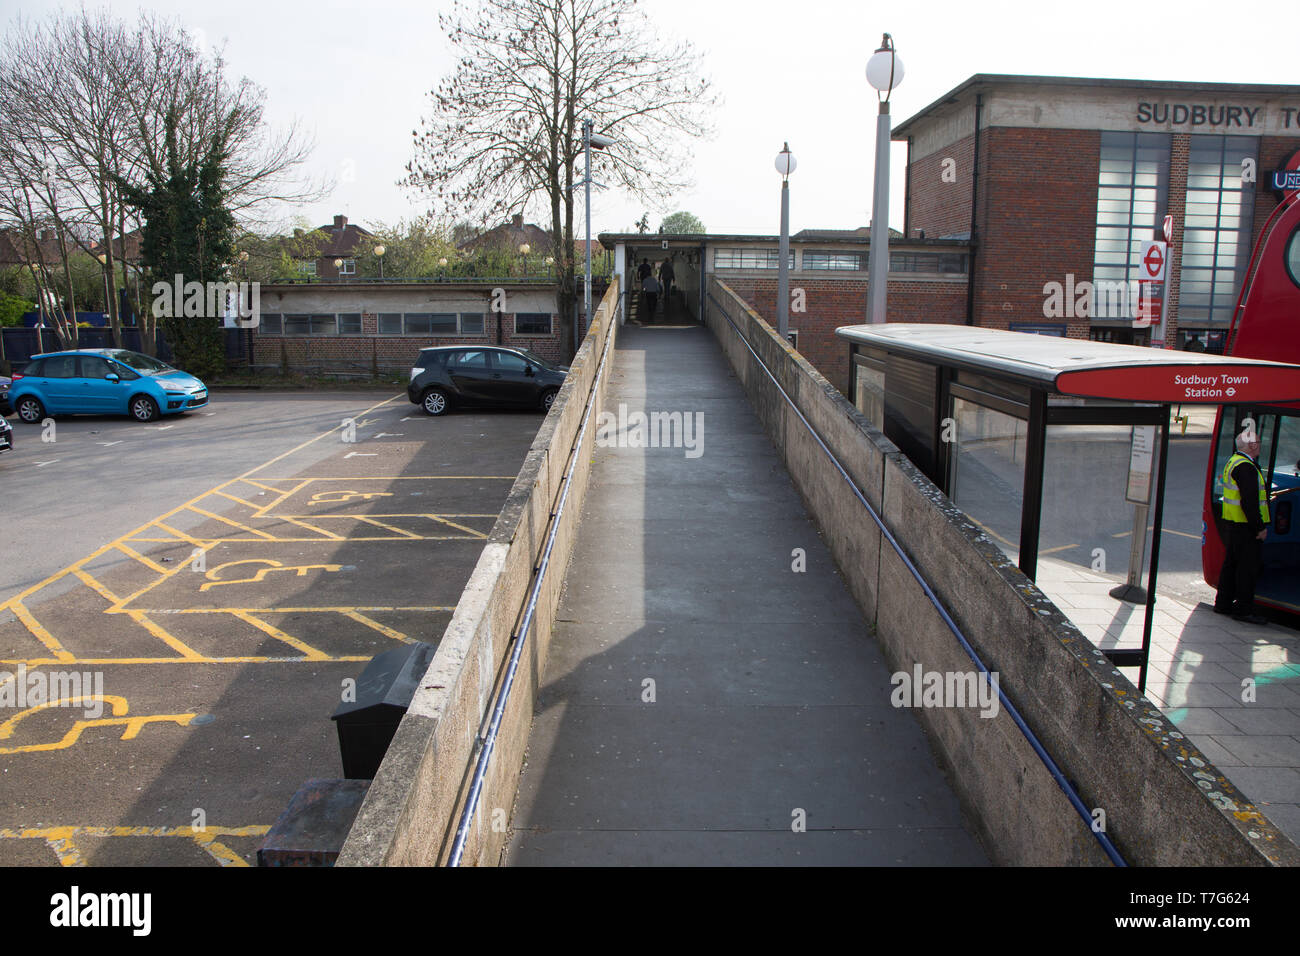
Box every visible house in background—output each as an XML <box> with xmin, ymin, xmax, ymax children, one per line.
<box><xmin>300</xmin><ymin>214</ymin><xmax>376</xmax><ymax>280</ymax></box>
<box><xmin>458</xmin><ymin>213</ymin><xmax>554</xmax><ymax>261</ymax></box>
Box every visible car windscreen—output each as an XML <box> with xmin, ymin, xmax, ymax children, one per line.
<box><xmin>515</xmin><ymin>349</ymin><xmax>560</xmax><ymax>371</ymax></box>
<box><xmin>108</xmin><ymin>350</ymin><xmax>175</xmax><ymax>374</ymax></box>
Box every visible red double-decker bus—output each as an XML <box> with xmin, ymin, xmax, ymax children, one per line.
<box><xmin>1201</xmin><ymin>152</ymin><xmax>1300</xmax><ymax>613</ymax></box>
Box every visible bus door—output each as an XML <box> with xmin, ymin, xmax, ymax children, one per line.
<box><xmin>1207</xmin><ymin>406</ymin><xmax>1300</xmax><ymax>611</ymax></box>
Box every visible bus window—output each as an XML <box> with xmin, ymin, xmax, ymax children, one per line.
<box><xmin>1270</xmin><ymin>415</ymin><xmax>1300</xmax><ymax>493</ymax></box>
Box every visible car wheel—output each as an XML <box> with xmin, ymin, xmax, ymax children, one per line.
<box><xmin>130</xmin><ymin>394</ymin><xmax>160</xmax><ymax>423</ymax></box>
<box><xmin>15</xmin><ymin>395</ymin><xmax>45</xmax><ymax>424</ymax></box>
<box><xmin>539</xmin><ymin>388</ymin><xmax>559</xmax><ymax>412</ymax></box>
<box><xmin>422</xmin><ymin>388</ymin><xmax>451</xmax><ymax>416</ymax></box>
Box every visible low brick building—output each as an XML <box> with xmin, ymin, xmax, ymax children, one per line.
<box><xmin>250</xmin><ymin>279</ymin><xmax>563</xmax><ymax>373</ymax></box>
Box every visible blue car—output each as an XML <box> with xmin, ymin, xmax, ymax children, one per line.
<box><xmin>10</xmin><ymin>349</ymin><xmax>208</xmax><ymax>424</ymax></box>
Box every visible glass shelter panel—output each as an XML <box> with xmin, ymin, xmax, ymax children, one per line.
<box><xmin>949</xmin><ymin>398</ymin><xmax>1028</xmax><ymax>563</ymax></box>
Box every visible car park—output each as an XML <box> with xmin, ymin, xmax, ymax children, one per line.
<box><xmin>9</xmin><ymin>349</ymin><xmax>208</xmax><ymax>424</ymax></box>
<box><xmin>407</xmin><ymin>346</ymin><xmax>568</xmax><ymax>417</ymax></box>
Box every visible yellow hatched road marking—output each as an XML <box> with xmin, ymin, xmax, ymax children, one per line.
<box><xmin>273</xmin><ymin>515</ymin><xmax>344</xmax><ymax>539</ymax></box>
<box><xmin>343</xmin><ymin>610</ymin><xmax>413</xmax><ymax>644</ymax></box>
<box><xmin>232</xmin><ymin>612</ymin><xmax>330</xmax><ymax>660</ymax></box>
<box><xmin>11</xmin><ymin>602</ymin><xmax>76</xmax><ymax>662</ymax></box>
<box><xmin>186</xmin><ymin>505</ymin><xmax>278</xmax><ymax>539</ymax></box>
<box><xmin>113</xmin><ymin>542</ymin><xmax>169</xmax><ymax>574</ymax></box>
<box><xmin>126</xmin><ymin>611</ymin><xmax>205</xmax><ymax>660</ymax></box>
<box><xmin>149</xmin><ymin>521</ymin><xmax>215</xmax><ymax>549</ymax></box>
<box><xmin>123</xmin><ymin>535</ymin><xmax>473</xmax><ymax>542</ymax></box>
<box><xmin>354</xmin><ymin>515</ymin><xmax>423</xmax><ymax>539</ymax></box>
<box><xmin>0</xmin><ymin>655</ymin><xmax>373</xmax><ymax>666</ymax></box>
<box><xmin>213</xmin><ymin>489</ymin><xmax>259</xmax><ymax>509</ymax></box>
<box><xmin>424</xmin><ymin>514</ymin><xmax>488</xmax><ymax>537</ymax></box>
<box><xmin>0</xmin><ymin>394</ymin><xmax>399</xmax><ymax>616</ymax></box>
<box><xmin>2</xmin><ymin>824</ymin><xmax>272</xmax><ymax>867</ymax></box>
<box><xmin>73</xmin><ymin>569</ymin><xmax>120</xmax><ymax>605</ymax></box>
<box><xmin>249</xmin><ymin>478</ymin><xmax>314</xmax><ymax>517</ymax></box>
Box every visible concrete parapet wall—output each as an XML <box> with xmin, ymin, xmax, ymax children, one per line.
<box><xmin>336</xmin><ymin>279</ymin><xmax>620</xmax><ymax>867</ymax></box>
<box><xmin>705</xmin><ymin>277</ymin><xmax>1300</xmax><ymax>867</ymax></box>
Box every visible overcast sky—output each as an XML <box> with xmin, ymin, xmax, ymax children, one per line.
<box><xmin>5</xmin><ymin>0</ymin><xmax>1296</xmax><ymax>239</ymax></box>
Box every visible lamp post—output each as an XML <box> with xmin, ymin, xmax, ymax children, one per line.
<box><xmin>334</xmin><ymin>257</ymin><xmax>343</xmax><ymax>282</ymax></box>
<box><xmin>519</xmin><ymin>242</ymin><xmax>530</xmax><ymax>276</ymax></box>
<box><xmin>866</xmin><ymin>33</ymin><xmax>904</xmax><ymax>324</ymax></box>
<box><xmin>374</xmin><ymin>244</ymin><xmax>386</xmax><ymax>279</ymax></box>
<box><xmin>583</xmin><ymin>118</ymin><xmax>616</xmax><ymax>339</ymax></box>
<box><xmin>774</xmin><ymin>143</ymin><xmax>796</xmax><ymax>341</ymax></box>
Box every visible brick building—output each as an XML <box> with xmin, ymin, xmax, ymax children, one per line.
<box><xmin>250</xmin><ymin>280</ymin><xmax>564</xmax><ymax>372</ymax></box>
<box><xmin>896</xmin><ymin>74</ymin><xmax>1300</xmax><ymax>348</ymax></box>
<box><xmin>604</xmin><ymin>74</ymin><xmax>1300</xmax><ymax>397</ymax></box>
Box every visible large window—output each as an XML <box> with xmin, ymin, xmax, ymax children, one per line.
<box><xmin>890</xmin><ymin>251</ymin><xmax>969</xmax><ymax>273</ymax></box>
<box><xmin>804</xmin><ymin>250</ymin><xmax>866</xmax><ymax>271</ymax></box>
<box><xmin>1092</xmin><ymin>131</ymin><xmax>1170</xmax><ymax>319</ymax></box>
<box><xmin>714</xmin><ymin>248</ymin><xmax>793</xmax><ymax>269</ymax></box>
<box><xmin>1180</xmin><ymin>134</ymin><xmax>1258</xmax><ymax>326</ymax></box>
<box><xmin>515</xmin><ymin>313</ymin><xmax>552</xmax><ymax>335</ymax></box>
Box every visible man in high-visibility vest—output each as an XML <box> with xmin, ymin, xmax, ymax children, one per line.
<box><xmin>1213</xmin><ymin>426</ymin><xmax>1271</xmax><ymax>624</ymax></box>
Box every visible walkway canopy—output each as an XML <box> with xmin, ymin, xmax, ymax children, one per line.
<box><xmin>837</xmin><ymin>323</ymin><xmax>1300</xmax><ymax>689</ymax></box>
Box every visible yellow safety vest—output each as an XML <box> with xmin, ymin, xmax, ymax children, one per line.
<box><xmin>1221</xmin><ymin>453</ymin><xmax>1270</xmax><ymax>524</ymax></box>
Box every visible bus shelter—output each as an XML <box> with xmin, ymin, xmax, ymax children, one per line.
<box><xmin>836</xmin><ymin>323</ymin><xmax>1300</xmax><ymax>691</ymax></box>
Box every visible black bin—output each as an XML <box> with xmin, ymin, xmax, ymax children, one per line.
<box><xmin>331</xmin><ymin>642</ymin><xmax>436</xmax><ymax>779</ymax></box>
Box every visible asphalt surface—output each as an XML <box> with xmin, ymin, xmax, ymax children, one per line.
<box><xmin>0</xmin><ymin>392</ymin><xmax>542</xmax><ymax>865</ymax></box>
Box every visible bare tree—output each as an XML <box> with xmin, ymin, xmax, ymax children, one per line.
<box><xmin>0</xmin><ymin>9</ymin><xmax>324</xmax><ymax>355</ymax></box>
<box><xmin>405</xmin><ymin>0</ymin><xmax>716</xmax><ymax>356</ymax></box>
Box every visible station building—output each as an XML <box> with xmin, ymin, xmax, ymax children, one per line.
<box><xmin>604</xmin><ymin>74</ymin><xmax>1300</xmax><ymax>395</ymax></box>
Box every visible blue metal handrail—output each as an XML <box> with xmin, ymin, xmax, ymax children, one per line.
<box><xmin>709</xmin><ymin>292</ymin><xmax>1127</xmax><ymax>867</ymax></box>
<box><xmin>446</xmin><ymin>318</ymin><xmax>613</xmax><ymax>867</ymax></box>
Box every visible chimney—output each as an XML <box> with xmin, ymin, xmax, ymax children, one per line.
<box><xmin>333</xmin><ymin>214</ymin><xmax>348</xmax><ymax>229</ymax></box>
<box><xmin>511</xmin><ymin>214</ymin><xmax>523</xmax><ymax>228</ymax></box>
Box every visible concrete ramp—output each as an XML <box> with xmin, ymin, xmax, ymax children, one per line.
<box><xmin>503</xmin><ymin>325</ymin><xmax>988</xmax><ymax>865</ymax></box>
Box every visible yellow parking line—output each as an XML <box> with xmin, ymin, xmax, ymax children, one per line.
<box><xmin>250</xmin><ymin>478</ymin><xmax>314</xmax><ymax>517</ymax></box>
<box><xmin>232</xmin><ymin>612</ymin><xmax>330</xmax><ymax>661</ymax></box>
<box><xmin>126</xmin><ymin>611</ymin><xmax>205</xmax><ymax>660</ymax></box>
<box><xmin>46</xmin><ymin>836</ymin><xmax>83</xmax><ymax>867</ymax></box>
<box><xmin>273</xmin><ymin>516</ymin><xmax>344</xmax><ymax>539</ymax></box>
<box><xmin>0</xmin><ymin>396</ymin><xmax>400</xmax><ymax>616</ymax></box>
<box><xmin>150</xmin><ymin>521</ymin><xmax>215</xmax><ymax>549</ymax></box>
<box><xmin>144</xmin><ymin>605</ymin><xmax>455</xmax><ymax>614</ymax></box>
<box><xmin>186</xmin><ymin>505</ymin><xmax>277</xmax><ymax>540</ymax></box>
<box><xmin>113</xmin><ymin>542</ymin><xmax>169</xmax><ymax>575</ymax></box>
<box><xmin>353</xmin><ymin>516</ymin><xmax>424</xmax><ymax>538</ymax></box>
<box><xmin>424</xmin><ymin>515</ymin><xmax>488</xmax><ymax>538</ymax></box>
<box><xmin>11</xmin><ymin>602</ymin><xmax>76</xmax><ymax>663</ymax></box>
<box><xmin>213</xmin><ymin>490</ymin><xmax>259</xmax><ymax>509</ymax></box>
<box><xmin>239</xmin><ymin>478</ymin><xmax>290</xmax><ymax>493</ymax></box>
<box><xmin>73</xmin><ymin>568</ymin><xmax>121</xmax><ymax>605</ymax></box>
<box><xmin>0</xmin><ymin>655</ymin><xmax>373</xmax><ymax>667</ymax></box>
<box><xmin>343</xmin><ymin>610</ymin><xmax>413</xmax><ymax>644</ymax></box>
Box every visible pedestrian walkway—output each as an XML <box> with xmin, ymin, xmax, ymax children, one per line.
<box><xmin>1035</xmin><ymin>557</ymin><xmax>1300</xmax><ymax>845</ymax></box>
<box><xmin>503</xmin><ymin>324</ymin><xmax>988</xmax><ymax>865</ymax></box>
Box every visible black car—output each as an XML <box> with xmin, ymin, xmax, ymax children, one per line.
<box><xmin>0</xmin><ymin>416</ymin><xmax>12</xmax><ymax>456</ymax></box>
<box><xmin>407</xmin><ymin>346</ymin><xmax>568</xmax><ymax>417</ymax></box>
<box><xmin>0</xmin><ymin>375</ymin><xmax>11</xmax><ymax>417</ymax></box>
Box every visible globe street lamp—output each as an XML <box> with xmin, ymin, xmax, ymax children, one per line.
<box><xmin>374</xmin><ymin>244</ymin><xmax>386</xmax><ymax>279</ymax></box>
<box><xmin>519</xmin><ymin>242</ymin><xmax>530</xmax><ymax>276</ymax></box>
<box><xmin>583</xmin><ymin>119</ymin><xmax>616</xmax><ymax>338</ymax></box>
<box><xmin>866</xmin><ymin>33</ymin><xmax>903</xmax><ymax>324</ymax></box>
<box><xmin>334</xmin><ymin>257</ymin><xmax>343</xmax><ymax>282</ymax></box>
<box><xmin>774</xmin><ymin>143</ymin><xmax>796</xmax><ymax>341</ymax></box>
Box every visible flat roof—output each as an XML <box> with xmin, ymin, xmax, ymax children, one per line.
<box><xmin>894</xmin><ymin>73</ymin><xmax>1300</xmax><ymax>139</ymax></box>
<box><xmin>836</xmin><ymin>324</ymin><xmax>1300</xmax><ymax>404</ymax></box>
